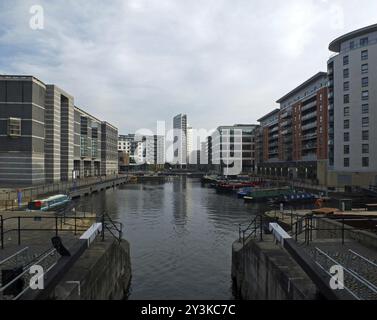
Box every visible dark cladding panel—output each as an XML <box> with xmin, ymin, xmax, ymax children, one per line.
<box><xmin>0</xmin><ymin>81</ymin><xmax>5</xmax><ymax>101</ymax></box>
<box><xmin>22</xmin><ymin>81</ymin><xmax>32</xmax><ymax>102</ymax></box>
<box><xmin>6</xmin><ymin>81</ymin><xmax>23</xmax><ymax>102</ymax></box>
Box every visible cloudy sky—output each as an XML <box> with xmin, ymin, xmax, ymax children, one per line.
<box><xmin>0</xmin><ymin>1</ymin><xmax>376</xmax><ymax>134</ymax></box>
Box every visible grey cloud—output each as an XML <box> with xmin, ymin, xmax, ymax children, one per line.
<box><xmin>0</xmin><ymin>0</ymin><xmax>377</xmax><ymax>133</ymax></box>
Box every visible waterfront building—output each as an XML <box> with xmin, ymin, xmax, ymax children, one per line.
<box><xmin>118</xmin><ymin>134</ymin><xmax>165</xmax><ymax>167</ymax></box>
<box><xmin>209</xmin><ymin>124</ymin><xmax>258</xmax><ymax>175</ymax></box>
<box><xmin>0</xmin><ymin>75</ymin><xmax>46</xmax><ymax>186</ymax></box>
<box><xmin>173</xmin><ymin>114</ymin><xmax>187</xmax><ymax>166</ymax></box>
<box><xmin>45</xmin><ymin>85</ymin><xmax>74</xmax><ymax>182</ymax></box>
<box><xmin>257</xmin><ymin>72</ymin><xmax>328</xmax><ymax>182</ymax></box>
<box><xmin>118</xmin><ymin>134</ymin><xmax>133</xmax><ymax>154</ymax></box>
<box><xmin>73</xmin><ymin>107</ymin><xmax>102</xmax><ymax>178</ymax></box>
<box><xmin>327</xmin><ymin>24</ymin><xmax>377</xmax><ymax>188</ymax></box>
<box><xmin>0</xmin><ymin>75</ymin><xmax>118</xmax><ymax>187</ymax></box>
<box><xmin>101</xmin><ymin>122</ymin><xmax>119</xmax><ymax>176</ymax></box>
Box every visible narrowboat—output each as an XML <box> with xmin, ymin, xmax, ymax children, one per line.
<box><xmin>27</xmin><ymin>194</ymin><xmax>71</xmax><ymax>211</ymax></box>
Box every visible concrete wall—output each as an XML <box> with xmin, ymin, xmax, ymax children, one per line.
<box><xmin>232</xmin><ymin>236</ymin><xmax>318</xmax><ymax>300</ymax></box>
<box><xmin>52</xmin><ymin>239</ymin><xmax>131</xmax><ymax>300</ymax></box>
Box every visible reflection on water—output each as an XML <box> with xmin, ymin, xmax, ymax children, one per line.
<box><xmin>75</xmin><ymin>177</ymin><xmax>269</xmax><ymax>300</ymax></box>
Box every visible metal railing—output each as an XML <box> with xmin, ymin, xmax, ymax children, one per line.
<box><xmin>0</xmin><ymin>247</ymin><xmax>58</xmax><ymax>300</ymax></box>
<box><xmin>292</xmin><ymin>215</ymin><xmax>377</xmax><ymax>245</ymax></box>
<box><xmin>100</xmin><ymin>211</ymin><xmax>123</xmax><ymax>243</ymax></box>
<box><xmin>314</xmin><ymin>247</ymin><xmax>377</xmax><ymax>300</ymax></box>
<box><xmin>238</xmin><ymin>215</ymin><xmax>264</xmax><ymax>246</ymax></box>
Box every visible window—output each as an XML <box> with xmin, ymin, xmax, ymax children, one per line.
<box><xmin>343</xmin><ymin>81</ymin><xmax>350</xmax><ymax>91</ymax></box>
<box><xmin>362</xmin><ymin>157</ymin><xmax>369</xmax><ymax>168</ymax></box>
<box><xmin>362</xmin><ymin>77</ymin><xmax>369</xmax><ymax>87</ymax></box>
<box><xmin>362</xmin><ymin>130</ymin><xmax>369</xmax><ymax>141</ymax></box>
<box><xmin>7</xmin><ymin>118</ymin><xmax>21</xmax><ymax>137</ymax></box>
<box><xmin>362</xmin><ymin>117</ymin><xmax>369</xmax><ymax>127</ymax></box>
<box><xmin>361</xmin><ymin>50</ymin><xmax>368</xmax><ymax>60</ymax></box>
<box><xmin>343</xmin><ymin>68</ymin><xmax>349</xmax><ymax>78</ymax></box>
<box><xmin>344</xmin><ymin>119</ymin><xmax>350</xmax><ymax>129</ymax></box>
<box><xmin>344</xmin><ymin>94</ymin><xmax>350</xmax><ymax>103</ymax></box>
<box><xmin>362</xmin><ymin>144</ymin><xmax>369</xmax><ymax>154</ymax></box>
<box><xmin>350</xmin><ymin>41</ymin><xmax>355</xmax><ymax>49</ymax></box>
<box><xmin>362</xmin><ymin>90</ymin><xmax>369</xmax><ymax>101</ymax></box>
<box><xmin>360</xmin><ymin>37</ymin><xmax>369</xmax><ymax>47</ymax></box>
<box><xmin>343</xmin><ymin>56</ymin><xmax>349</xmax><ymax>65</ymax></box>
<box><xmin>362</xmin><ymin>104</ymin><xmax>369</xmax><ymax>114</ymax></box>
<box><xmin>344</xmin><ymin>107</ymin><xmax>350</xmax><ymax>116</ymax></box>
<box><xmin>361</xmin><ymin>64</ymin><xmax>368</xmax><ymax>74</ymax></box>
<box><xmin>344</xmin><ymin>145</ymin><xmax>350</xmax><ymax>155</ymax></box>
<box><xmin>344</xmin><ymin>158</ymin><xmax>350</xmax><ymax>167</ymax></box>
<box><xmin>344</xmin><ymin>132</ymin><xmax>350</xmax><ymax>142</ymax></box>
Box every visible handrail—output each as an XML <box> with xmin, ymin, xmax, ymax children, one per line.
<box><xmin>101</xmin><ymin>211</ymin><xmax>123</xmax><ymax>243</ymax></box>
<box><xmin>239</xmin><ymin>214</ymin><xmax>263</xmax><ymax>246</ymax></box>
<box><xmin>0</xmin><ymin>215</ymin><xmax>97</xmax><ymax>249</ymax></box>
<box><xmin>315</xmin><ymin>247</ymin><xmax>377</xmax><ymax>300</ymax></box>
<box><xmin>0</xmin><ymin>248</ymin><xmax>58</xmax><ymax>300</ymax></box>
<box><xmin>0</xmin><ymin>247</ymin><xmax>29</xmax><ymax>267</ymax></box>
<box><xmin>292</xmin><ymin>215</ymin><xmax>377</xmax><ymax>245</ymax></box>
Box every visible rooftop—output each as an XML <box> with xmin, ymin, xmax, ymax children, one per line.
<box><xmin>276</xmin><ymin>72</ymin><xmax>327</xmax><ymax>104</ymax></box>
<box><xmin>329</xmin><ymin>23</ymin><xmax>377</xmax><ymax>52</ymax></box>
<box><xmin>257</xmin><ymin>109</ymin><xmax>280</xmax><ymax>122</ymax></box>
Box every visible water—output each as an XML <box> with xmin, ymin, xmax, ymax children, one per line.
<box><xmin>75</xmin><ymin>177</ymin><xmax>269</xmax><ymax>300</ymax></box>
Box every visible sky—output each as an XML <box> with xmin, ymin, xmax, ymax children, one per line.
<box><xmin>0</xmin><ymin>0</ymin><xmax>376</xmax><ymax>134</ymax></box>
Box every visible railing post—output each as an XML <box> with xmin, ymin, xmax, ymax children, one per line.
<box><xmin>1</xmin><ymin>215</ymin><xmax>3</xmax><ymax>249</ymax></box>
<box><xmin>101</xmin><ymin>214</ymin><xmax>105</xmax><ymax>242</ymax></box>
<box><xmin>55</xmin><ymin>216</ymin><xmax>58</xmax><ymax>236</ymax></box>
<box><xmin>342</xmin><ymin>218</ymin><xmax>345</xmax><ymax>245</ymax></box>
<box><xmin>18</xmin><ymin>216</ymin><xmax>21</xmax><ymax>246</ymax></box>
<box><xmin>74</xmin><ymin>215</ymin><xmax>77</xmax><ymax>236</ymax></box>
<box><xmin>259</xmin><ymin>215</ymin><xmax>263</xmax><ymax>241</ymax></box>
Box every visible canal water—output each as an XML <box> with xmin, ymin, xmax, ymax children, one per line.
<box><xmin>75</xmin><ymin>177</ymin><xmax>269</xmax><ymax>300</ymax></box>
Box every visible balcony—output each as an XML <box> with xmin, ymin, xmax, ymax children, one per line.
<box><xmin>270</xmin><ymin>126</ymin><xmax>279</xmax><ymax>133</ymax></box>
<box><xmin>301</xmin><ymin>100</ymin><xmax>317</xmax><ymax>112</ymax></box>
<box><xmin>281</xmin><ymin>128</ymin><xmax>292</xmax><ymax>136</ymax></box>
<box><xmin>301</xmin><ymin>111</ymin><xmax>317</xmax><ymax>122</ymax></box>
<box><xmin>301</xmin><ymin>153</ymin><xmax>317</xmax><ymax>161</ymax></box>
<box><xmin>280</xmin><ymin>119</ymin><xmax>292</xmax><ymax>128</ymax></box>
<box><xmin>301</xmin><ymin>121</ymin><xmax>317</xmax><ymax>131</ymax></box>
<box><xmin>280</xmin><ymin>110</ymin><xmax>292</xmax><ymax>119</ymax></box>
<box><xmin>302</xmin><ymin>143</ymin><xmax>317</xmax><ymax>151</ymax></box>
<box><xmin>302</xmin><ymin>133</ymin><xmax>317</xmax><ymax>141</ymax></box>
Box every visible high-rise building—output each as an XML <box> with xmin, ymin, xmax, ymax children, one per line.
<box><xmin>173</xmin><ymin>114</ymin><xmax>187</xmax><ymax>166</ymax></box>
<box><xmin>327</xmin><ymin>24</ymin><xmax>377</xmax><ymax>188</ymax></box>
<box><xmin>187</xmin><ymin>125</ymin><xmax>193</xmax><ymax>164</ymax></box>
